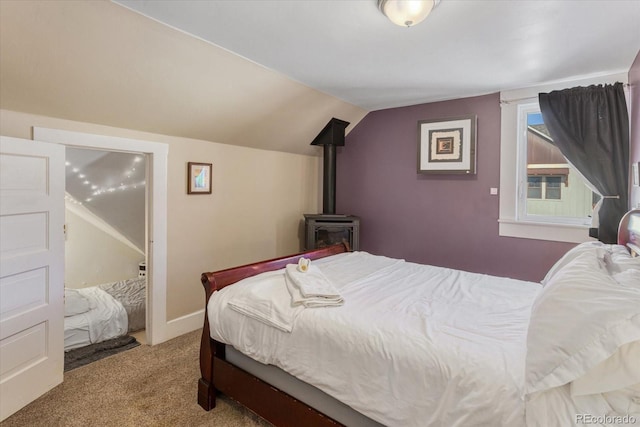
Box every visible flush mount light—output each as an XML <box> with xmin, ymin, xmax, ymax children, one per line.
<box><xmin>378</xmin><ymin>0</ymin><xmax>440</xmax><ymax>27</ymax></box>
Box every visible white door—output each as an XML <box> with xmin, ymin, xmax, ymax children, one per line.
<box><xmin>0</xmin><ymin>136</ymin><xmax>65</xmax><ymax>421</ymax></box>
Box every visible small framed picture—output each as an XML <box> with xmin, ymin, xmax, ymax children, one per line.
<box><xmin>417</xmin><ymin>115</ymin><xmax>477</xmax><ymax>174</ymax></box>
<box><xmin>187</xmin><ymin>162</ymin><xmax>212</xmax><ymax>194</ymax></box>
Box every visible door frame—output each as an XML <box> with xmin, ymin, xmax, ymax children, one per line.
<box><xmin>33</xmin><ymin>127</ymin><xmax>168</xmax><ymax>345</ymax></box>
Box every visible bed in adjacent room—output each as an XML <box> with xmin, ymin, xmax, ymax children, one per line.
<box><xmin>64</xmin><ymin>277</ymin><xmax>146</xmax><ymax>351</ymax></box>
<box><xmin>198</xmin><ymin>209</ymin><xmax>640</xmax><ymax>427</ymax></box>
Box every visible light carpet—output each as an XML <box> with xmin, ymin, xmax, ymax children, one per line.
<box><xmin>1</xmin><ymin>329</ymin><xmax>272</xmax><ymax>427</ymax></box>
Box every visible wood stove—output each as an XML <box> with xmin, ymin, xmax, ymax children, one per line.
<box><xmin>304</xmin><ymin>118</ymin><xmax>360</xmax><ymax>251</ymax></box>
<box><xmin>304</xmin><ymin>214</ymin><xmax>359</xmax><ymax>251</ymax></box>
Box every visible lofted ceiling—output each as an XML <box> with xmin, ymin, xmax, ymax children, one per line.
<box><xmin>5</xmin><ymin>0</ymin><xmax>635</xmax><ymax>281</ymax></box>
<box><xmin>115</xmin><ymin>0</ymin><xmax>640</xmax><ymax>111</ymax></box>
<box><xmin>1</xmin><ymin>0</ymin><xmax>639</xmax><ymax>156</ymax></box>
<box><xmin>65</xmin><ymin>147</ymin><xmax>146</xmax><ymax>251</ymax></box>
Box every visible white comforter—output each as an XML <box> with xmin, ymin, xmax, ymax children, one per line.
<box><xmin>64</xmin><ymin>286</ymin><xmax>128</xmax><ymax>351</ymax></box>
<box><xmin>208</xmin><ymin>251</ymin><xmax>542</xmax><ymax>427</ymax></box>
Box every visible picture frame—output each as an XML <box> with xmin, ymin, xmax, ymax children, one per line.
<box><xmin>187</xmin><ymin>162</ymin><xmax>212</xmax><ymax>194</ymax></box>
<box><xmin>417</xmin><ymin>115</ymin><xmax>477</xmax><ymax>174</ymax></box>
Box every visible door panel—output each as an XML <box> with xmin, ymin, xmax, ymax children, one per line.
<box><xmin>0</xmin><ymin>267</ymin><xmax>47</xmax><ymax>320</ymax></box>
<box><xmin>0</xmin><ymin>212</ymin><xmax>49</xmax><ymax>258</ymax></box>
<box><xmin>0</xmin><ymin>136</ymin><xmax>64</xmax><ymax>421</ymax></box>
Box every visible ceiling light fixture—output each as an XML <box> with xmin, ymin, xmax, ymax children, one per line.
<box><xmin>378</xmin><ymin>0</ymin><xmax>440</xmax><ymax>27</ymax></box>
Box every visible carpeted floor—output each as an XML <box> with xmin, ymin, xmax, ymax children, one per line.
<box><xmin>1</xmin><ymin>330</ymin><xmax>273</xmax><ymax>427</ymax></box>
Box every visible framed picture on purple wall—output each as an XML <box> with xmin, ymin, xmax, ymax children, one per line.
<box><xmin>418</xmin><ymin>115</ymin><xmax>477</xmax><ymax>174</ymax></box>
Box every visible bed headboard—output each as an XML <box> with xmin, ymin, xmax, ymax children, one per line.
<box><xmin>618</xmin><ymin>208</ymin><xmax>640</xmax><ymax>256</ymax></box>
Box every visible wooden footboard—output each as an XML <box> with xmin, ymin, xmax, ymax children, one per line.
<box><xmin>198</xmin><ymin>243</ymin><xmax>349</xmax><ymax>426</ymax></box>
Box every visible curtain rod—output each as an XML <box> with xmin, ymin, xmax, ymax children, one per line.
<box><xmin>500</xmin><ymin>83</ymin><xmax>631</xmax><ymax>105</ymax></box>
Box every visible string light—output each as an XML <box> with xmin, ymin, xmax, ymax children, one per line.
<box><xmin>65</xmin><ymin>154</ymin><xmax>145</xmax><ymax>205</ymax></box>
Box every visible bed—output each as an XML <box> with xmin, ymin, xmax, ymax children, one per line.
<box><xmin>64</xmin><ymin>277</ymin><xmax>146</xmax><ymax>351</ymax></box>
<box><xmin>198</xmin><ymin>209</ymin><xmax>640</xmax><ymax>427</ymax></box>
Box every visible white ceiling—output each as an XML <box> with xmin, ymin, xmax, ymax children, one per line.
<box><xmin>65</xmin><ymin>147</ymin><xmax>146</xmax><ymax>251</ymax></box>
<box><xmin>114</xmin><ymin>0</ymin><xmax>640</xmax><ymax>111</ymax></box>
<box><xmin>1</xmin><ymin>1</ymin><xmax>638</xmax><ymax>157</ymax></box>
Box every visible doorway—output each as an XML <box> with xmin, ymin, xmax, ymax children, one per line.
<box><xmin>63</xmin><ymin>147</ymin><xmax>147</xmax><ymax>351</ymax></box>
<box><xmin>33</xmin><ymin>127</ymin><xmax>168</xmax><ymax>345</ymax></box>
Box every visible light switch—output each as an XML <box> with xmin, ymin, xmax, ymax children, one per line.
<box><xmin>490</xmin><ymin>188</ymin><xmax>498</xmax><ymax>195</ymax></box>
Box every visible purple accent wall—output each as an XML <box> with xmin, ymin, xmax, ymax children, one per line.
<box><xmin>336</xmin><ymin>93</ymin><xmax>574</xmax><ymax>282</ymax></box>
<box><xmin>629</xmin><ymin>50</ymin><xmax>640</xmax><ymax>209</ymax></box>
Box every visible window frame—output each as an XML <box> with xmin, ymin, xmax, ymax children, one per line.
<box><xmin>515</xmin><ymin>102</ymin><xmax>590</xmax><ymax>226</ymax></box>
<box><xmin>497</xmin><ymin>73</ymin><xmax>626</xmax><ymax>243</ymax></box>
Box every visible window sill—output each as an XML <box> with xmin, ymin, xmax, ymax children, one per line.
<box><xmin>498</xmin><ymin>218</ymin><xmax>594</xmax><ymax>243</ymax></box>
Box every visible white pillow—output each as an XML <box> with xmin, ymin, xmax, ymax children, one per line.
<box><xmin>540</xmin><ymin>241</ymin><xmax>605</xmax><ymax>286</ymax></box>
<box><xmin>570</xmin><ymin>340</ymin><xmax>640</xmax><ymax>396</ymax></box>
<box><xmin>606</xmin><ymin>245</ymin><xmax>640</xmax><ymax>274</ymax></box>
<box><xmin>64</xmin><ymin>288</ymin><xmax>92</xmax><ymax>317</ymax></box>
<box><xmin>525</xmin><ymin>249</ymin><xmax>640</xmax><ymax>395</ymax></box>
<box><xmin>613</xmin><ymin>269</ymin><xmax>640</xmax><ymax>287</ymax></box>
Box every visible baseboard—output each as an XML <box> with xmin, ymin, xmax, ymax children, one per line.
<box><xmin>164</xmin><ymin>309</ymin><xmax>205</xmax><ymax>341</ymax></box>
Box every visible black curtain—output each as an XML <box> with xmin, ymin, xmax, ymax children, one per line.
<box><xmin>538</xmin><ymin>82</ymin><xmax>629</xmax><ymax>243</ymax></box>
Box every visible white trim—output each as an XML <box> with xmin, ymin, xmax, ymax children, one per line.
<box><xmin>165</xmin><ymin>309</ymin><xmax>205</xmax><ymax>340</ymax></box>
<box><xmin>516</xmin><ymin>102</ymin><xmax>538</xmax><ymax>221</ymax></box>
<box><xmin>32</xmin><ymin>127</ymin><xmax>169</xmax><ymax>345</ymax></box>
<box><xmin>498</xmin><ymin>218</ymin><xmax>590</xmax><ymax>243</ymax></box>
<box><xmin>498</xmin><ymin>72</ymin><xmax>627</xmax><ymax>243</ymax></box>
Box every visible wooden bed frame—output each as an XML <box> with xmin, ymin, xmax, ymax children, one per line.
<box><xmin>198</xmin><ymin>242</ymin><xmax>349</xmax><ymax>426</ymax></box>
<box><xmin>198</xmin><ymin>209</ymin><xmax>640</xmax><ymax>426</ymax></box>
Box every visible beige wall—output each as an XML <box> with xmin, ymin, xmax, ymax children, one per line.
<box><xmin>1</xmin><ymin>109</ymin><xmax>321</xmax><ymax>320</ymax></box>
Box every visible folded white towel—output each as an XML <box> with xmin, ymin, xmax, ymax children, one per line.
<box><xmin>285</xmin><ymin>274</ymin><xmax>344</xmax><ymax>307</ymax></box>
<box><xmin>285</xmin><ymin>264</ymin><xmax>344</xmax><ymax>308</ymax></box>
<box><xmin>227</xmin><ymin>273</ymin><xmax>301</xmax><ymax>332</ymax></box>
<box><xmin>286</xmin><ymin>264</ymin><xmax>341</xmax><ymax>298</ymax></box>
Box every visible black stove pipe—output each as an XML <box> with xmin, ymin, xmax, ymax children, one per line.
<box><xmin>310</xmin><ymin>118</ymin><xmax>350</xmax><ymax>215</ymax></box>
<box><xmin>322</xmin><ymin>144</ymin><xmax>337</xmax><ymax>214</ymax></box>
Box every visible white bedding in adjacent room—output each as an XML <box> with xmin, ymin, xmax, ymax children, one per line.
<box><xmin>208</xmin><ymin>251</ymin><xmax>543</xmax><ymax>427</ymax></box>
<box><xmin>98</xmin><ymin>277</ymin><xmax>146</xmax><ymax>333</ymax></box>
<box><xmin>64</xmin><ymin>286</ymin><xmax>128</xmax><ymax>351</ymax></box>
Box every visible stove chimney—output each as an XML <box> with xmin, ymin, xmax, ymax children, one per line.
<box><xmin>311</xmin><ymin>118</ymin><xmax>350</xmax><ymax>215</ymax></box>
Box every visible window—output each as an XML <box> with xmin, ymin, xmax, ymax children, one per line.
<box><xmin>527</xmin><ymin>176</ymin><xmax>542</xmax><ymax>199</ymax></box>
<box><xmin>544</xmin><ymin>176</ymin><xmax>562</xmax><ymax>200</ymax></box>
<box><xmin>527</xmin><ymin>175</ymin><xmax>563</xmax><ymax>200</ymax></box>
<box><xmin>516</xmin><ymin>103</ymin><xmax>597</xmax><ymax>226</ymax></box>
<box><xmin>499</xmin><ymin>74</ymin><xmax>625</xmax><ymax>243</ymax></box>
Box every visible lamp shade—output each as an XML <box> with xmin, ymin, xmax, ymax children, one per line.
<box><xmin>378</xmin><ymin>0</ymin><xmax>438</xmax><ymax>27</ymax></box>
